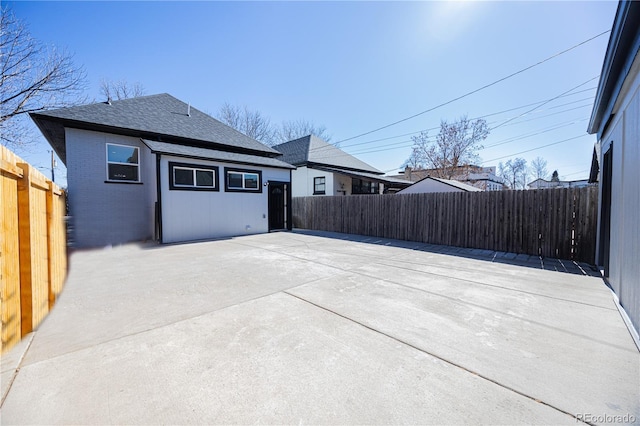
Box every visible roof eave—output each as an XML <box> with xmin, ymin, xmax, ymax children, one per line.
<box><xmin>30</xmin><ymin>112</ymin><xmax>280</xmax><ymax>160</ymax></box>
<box><xmin>588</xmin><ymin>1</ymin><xmax>640</xmax><ymax>137</ymax></box>
<box><xmin>307</xmin><ymin>161</ymin><xmax>382</xmax><ymax>176</ymax></box>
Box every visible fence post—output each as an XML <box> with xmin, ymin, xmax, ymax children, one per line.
<box><xmin>46</xmin><ymin>180</ymin><xmax>55</xmax><ymax>309</ymax></box>
<box><xmin>16</xmin><ymin>163</ymin><xmax>33</xmax><ymax>336</ymax></box>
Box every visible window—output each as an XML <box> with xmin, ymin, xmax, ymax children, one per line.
<box><xmin>169</xmin><ymin>162</ymin><xmax>219</xmax><ymax>191</ymax></box>
<box><xmin>352</xmin><ymin>178</ymin><xmax>380</xmax><ymax>194</ymax></box>
<box><xmin>224</xmin><ymin>167</ymin><xmax>262</xmax><ymax>193</ymax></box>
<box><xmin>314</xmin><ymin>176</ymin><xmax>326</xmax><ymax>195</ymax></box>
<box><xmin>106</xmin><ymin>143</ymin><xmax>139</xmax><ymax>182</ymax></box>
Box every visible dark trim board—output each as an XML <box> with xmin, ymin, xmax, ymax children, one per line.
<box><xmin>168</xmin><ymin>161</ymin><xmax>220</xmax><ymax>191</ymax></box>
<box><xmin>223</xmin><ymin>167</ymin><xmax>263</xmax><ymax>193</ymax></box>
<box><xmin>155</xmin><ymin>153</ymin><xmax>163</xmax><ymax>243</ymax></box>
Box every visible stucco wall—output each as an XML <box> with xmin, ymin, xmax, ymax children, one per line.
<box><xmin>160</xmin><ymin>155</ymin><xmax>290</xmax><ymax>244</ymax></box>
<box><xmin>598</xmin><ymin>51</ymin><xmax>640</xmax><ymax>334</ymax></box>
<box><xmin>65</xmin><ymin>129</ymin><xmax>155</xmax><ymax>248</ymax></box>
<box><xmin>291</xmin><ymin>166</ymin><xmax>334</xmax><ymax>197</ymax></box>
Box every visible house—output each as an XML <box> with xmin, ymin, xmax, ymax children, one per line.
<box><xmin>30</xmin><ymin>94</ymin><xmax>295</xmax><ymax>248</ymax></box>
<box><xmin>527</xmin><ymin>178</ymin><xmax>591</xmax><ymax>190</ymax></box>
<box><xmin>397</xmin><ymin>176</ymin><xmax>483</xmax><ymax>194</ymax></box>
<box><xmin>393</xmin><ymin>165</ymin><xmax>506</xmax><ymax>191</ymax></box>
<box><xmin>272</xmin><ymin>135</ymin><xmax>410</xmax><ymax>196</ymax></box>
<box><xmin>587</xmin><ymin>0</ymin><xmax>640</xmax><ymax>344</ymax></box>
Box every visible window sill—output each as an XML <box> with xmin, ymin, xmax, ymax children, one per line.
<box><xmin>313</xmin><ymin>192</ymin><xmax>326</xmax><ymax>195</ymax></box>
<box><xmin>104</xmin><ymin>180</ymin><xmax>143</xmax><ymax>185</ymax></box>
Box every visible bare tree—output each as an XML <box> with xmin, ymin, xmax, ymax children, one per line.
<box><xmin>277</xmin><ymin>119</ymin><xmax>332</xmax><ymax>143</ymax></box>
<box><xmin>99</xmin><ymin>79</ymin><xmax>146</xmax><ymax>101</ymax></box>
<box><xmin>404</xmin><ymin>115</ymin><xmax>489</xmax><ymax>179</ymax></box>
<box><xmin>217</xmin><ymin>103</ymin><xmax>277</xmax><ymax>145</ymax></box>
<box><xmin>499</xmin><ymin>157</ymin><xmax>528</xmax><ymax>189</ymax></box>
<box><xmin>530</xmin><ymin>156</ymin><xmax>549</xmax><ymax>180</ymax></box>
<box><xmin>402</xmin><ymin>131</ymin><xmax>429</xmax><ymax>169</ymax></box>
<box><xmin>1</xmin><ymin>7</ymin><xmax>87</xmax><ymax>149</ymax></box>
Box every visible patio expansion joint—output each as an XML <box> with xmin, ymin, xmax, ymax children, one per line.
<box><xmin>14</xmin><ymin>273</ymin><xmax>347</xmax><ymax>371</ymax></box>
<box><xmin>283</xmin><ymin>291</ymin><xmax>592</xmax><ymax>426</ymax></box>
<box><xmin>350</xmin><ymin>268</ymin><xmax>634</xmax><ymax>353</ymax></box>
<box><xmin>228</xmin><ymin>237</ymin><xmax>626</xmax><ymax>350</ymax></box>
<box><xmin>0</xmin><ymin>335</ymin><xmax>34</xmax><ymax>409</ymax></box>
<box><xmin>375</xmin><ymin>258</ymin><xmax>615</xmax><ymax>312</ymax></box>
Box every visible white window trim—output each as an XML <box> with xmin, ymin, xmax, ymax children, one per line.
<box><xmin>106</xmin><ymin>143</ymin><xmax>140</xmax><ymax>182</ymax></box>
<box><xmin>314</xmin><ymin>176</ymin><xmax>326</xmax><ymax>195</ymax></box>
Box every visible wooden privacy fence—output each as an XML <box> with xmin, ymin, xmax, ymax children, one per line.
<box><xmin>1</xmin><ymin>145</ymin><xmax>67</xmax><ymax>354</ymax></box>
<box><xmin>293</xmin><ymin>186</ymin><xmax>598</xmax><ymax>264</ymax></box>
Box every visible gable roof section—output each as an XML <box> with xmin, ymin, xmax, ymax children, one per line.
<box><xmin>429</xmin><ymin>176</ymin><xmax>482</xmax><ymax>192</ymax></box>
<box><xmin>30</xmin><ymin>93</ymin><xmax>279</xmax><ymax>164</ymax></box>
<box><xmin>588</xmin><ymin>1</ymin><xmax>640</xmax><ymax>137</ymax></box>
<box><xmin>142</xmin><ymin>140</ymin><xmax>295</xmax><ymax>170</ymax></box>
<box><xmin>273</xmin><ymin>135</ymin><xmax>382</xmax><ymax>174</ymax></box>
<box><xmin>399</xmin><ymin>176</ymin><xmax>482</xmax><ymax>193</ymax></box>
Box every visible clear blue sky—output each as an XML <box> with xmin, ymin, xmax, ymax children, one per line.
<box><xmin>8</xmin><ymin>1</ymin><xmax>618</xmax><ymax>187</ymax></box>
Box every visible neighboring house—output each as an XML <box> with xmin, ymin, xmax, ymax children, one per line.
<box><xmin>527</xmin><ymin>178</ymin><xmax>591</xmax><ymax>190</ymax></box>
<box><xmin>393</xmin><ymin>165</ymin><xmax>506</xmax><ymax>191</ymax></box>
<box><xmin>272</xmin><ymin>135</ymin><xmax>410</xmax><ymax>196</ymax></box>
<box><xmin>30</xmin><ymin>94</ymin><xmax>295</xmax><ymax>248</ymax></box>
<box><xmin>587</xmin><ymin>0</ymin><xmax>640</xmax><ymax>344</ymax></box>
<box><xmin>398</xmin><ymin>176</ymin><xmax>483</xmax><ymax>194</ymax></box>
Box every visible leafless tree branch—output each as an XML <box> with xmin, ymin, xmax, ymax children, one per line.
<box><xmin>403</xmin><ymin>115</ymin><xmax>488</xmax><ymax>178</ymax></box>
<box><xmin>0</xmin><ymin>7</ymin><xmax>87</xmax><ymax>150</ymax></box>
<box><xmin>99</xmin><ymin>79</ymin><xmax>146</xmax><ymax>101</ymax></box>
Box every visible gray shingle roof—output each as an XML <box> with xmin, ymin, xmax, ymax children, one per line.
<box><xmin>272</xmin><ymin>135</ymin><xmax>382</xmax><ymax>174</ymax></box>
<box><xmin>142</xmin><ymin>140</ymin><xmax>295</xmax><ymax>169</ymax></box>
<box><xmin>30</xmin><ymin>93</ymin><xmax>279</xmax><ymax>164</ymax></box>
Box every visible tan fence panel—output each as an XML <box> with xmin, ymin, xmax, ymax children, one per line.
<box><xmin>1</xmin><ymin>148</ymin><xmax>23</xmax><ymax>352</ymax></box>
<box><xmin>48</xmin><ymin>183</ymin><xmax>67</xmax><ymax>307</ymax></box>
<box><xmin>1</xmin><ymin>146</ymin><xmax>67</xmax><ymax>354</ymax></box>
<box><xmin>292</xmin><ymin>187</ymin><xmax>599</xmax><ymax>264</ymax></box>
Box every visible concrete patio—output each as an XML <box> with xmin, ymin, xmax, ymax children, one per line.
<box><xmin>1</xmin><ymin>230</ymin><xmax>638</xmax><ymax>425</ymax></box>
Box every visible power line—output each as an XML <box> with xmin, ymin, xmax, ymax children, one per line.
<box><xmin>488</xmin><ymin>76</ymin><xmax>599</xmax><ymax>131</ymax></box>
<box><xmin>308</xmin><ymin>90</ymin><xmax>595</xmax><ymax>155</ymax></box>
<box><xmin>334</xmin><ymin>30</ymin><xmax>610</xmax><ymax>144</ymax></box>
<box><xmin>326</xmin><ymin>112</ymin><xmax>591</xmax><ymax>158</ymax></box>
<box><xmin>483</xmin><ymin>117</ymin><xmax>589</xmax><ymax>149</ymax></box>
<box><xmin>480</xmin><ymin>134</ymin><xmax>589</xmax><ymax>164</ymax></box>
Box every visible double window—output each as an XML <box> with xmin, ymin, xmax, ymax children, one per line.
<box><xmin>314</xmin><ymin>176</ymin><xmax>326</xmax><ymax>195</ymax></box>
<box><xmin>106</xmin><ymin>143</ymin><xmax>139</xmax><ymax>182</ymax></box>
<box><xmin>225</xmin><ymin>168</ymin><xmax>262</xmax><ymax>193</ymax></box>
<box><xmin>352</xmin><ymin>178</ymin><xmax>379</xmax><ymax>194</ymax></box>
<box><xmin>169</xmin><ymin>162</ymin><xmax>219</xmax><ymax>191</ymax></box>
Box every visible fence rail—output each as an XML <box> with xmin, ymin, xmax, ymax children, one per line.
<box><xmin>293</xmin><ymin>187</ymin><xmax>598</xmax><ymax>263</ymax></box>
<box><xmin>1</xmin><ymin>145</ymin><xmax>67</xmax><ymax>354</ymax></box>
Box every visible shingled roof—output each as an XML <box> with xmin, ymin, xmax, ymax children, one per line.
<box><xmin>30</xmin><ymin>93</ymin><xmax>279</xmax><ymax>164</ymax></box>
<box><xmin>272</xmin><ymin>135</ymin><xmax>382</xmax><ymax>174</ymax></box>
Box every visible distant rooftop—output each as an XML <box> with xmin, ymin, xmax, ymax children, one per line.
<box><xmin>273</xmin><ymin>135</ymin><xmax>382</xmax><ymax>174</ymax></box>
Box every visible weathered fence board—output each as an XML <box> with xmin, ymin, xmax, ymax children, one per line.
<box><xmin>293</xmin><ymin>187</ymin><xmax>598</xmax><ymax>264</ymax></box>
<box><xmin>1</xmin><ymin>146</ymin><xmax>67</xmax><ymax>354</ymax></box>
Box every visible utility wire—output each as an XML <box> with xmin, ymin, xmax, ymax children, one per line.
<box><xmin>321</xmin><ymin>113</ymin><xmax>591</xmax><ymax>158</ymax></box>
<box><xmin>329</xmin><ymin>116</ymin><xmax>589</xmax><ymax>158</ymax></box>
<box><xmin>334</xmin><ymin>30</ymin><xmax>610</xmax><ymax>144</ymax></box>
<box><xmin>488</xmin><ymin>76</ymin><xmax>599</xmax><ymax>131</ymax></box>
<box><xmin>308</xmin><ymin>90</ymin><xmax>595</xmax><ymax>155</ymax></box>
<box><xmin>480</xmin><ymin>134</ymin><xmax>588</xmax><ymax>164</ymax></box>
